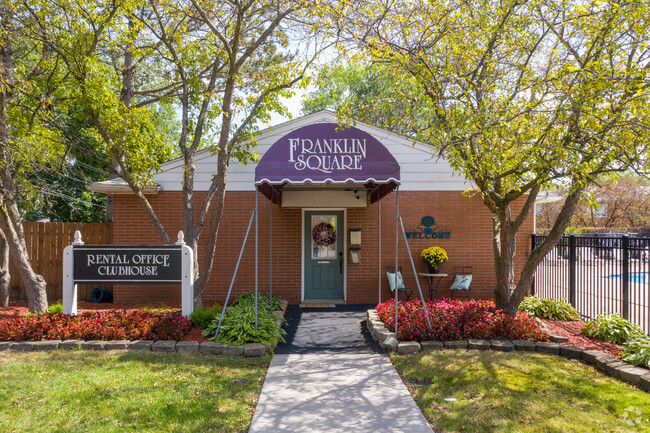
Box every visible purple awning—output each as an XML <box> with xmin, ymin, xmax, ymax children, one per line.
<box><xmin>255</xmin><ymin>123</ymin><xmax>400</xmax><ymax>203</ymax></box>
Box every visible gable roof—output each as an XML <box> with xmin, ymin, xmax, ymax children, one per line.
<box><xmin>89</xmin><ymin>110</ymin><xmax>468</xmax><ymax>194</ymax></box>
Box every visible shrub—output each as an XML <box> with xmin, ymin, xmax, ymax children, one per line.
<box><xmin>0</xmin><ymin>310</ymin><xmax>191</xmax><ymax>341</ymax></box>
<box><xmin>518</xmin><ymin>296</ymin><xmax>581</xmax><ymax>321</ymax></box>
<box><xmin>47</xmin><ymin>300</ymin><xmax>63</xmax><ymax>315</ymax></box>
<box><xmin>580</xmin><ymin>314</ymin><xmax>644</xmax><ymax>344</ymax></box>
<box><xmin>141</xmin><ymin>304</ymin><xmax>173</xmax><ymax>312</ymax></box>
<box><xmin>376</xmin><ymin>298</ymin><xmax>548</xmax><ymax>342</ymax></box>
<box><xmin>232</xmin><ymin>292</ymin><xmax>283</xmax><ymax>311</ymax></box>
<box><xmin>622</xmin><ymin>333</ymin><xmax>650</xmax><ymax>367</ymax></box>
<box><xmin>203</xmin><ymin>301</ymin><xmax>285</xmax><ymax>347</ymax></box>
<box><xmin>189</xmin><ymin>303</ymin><xmax>222</xmax><ymax>329</ymax></box>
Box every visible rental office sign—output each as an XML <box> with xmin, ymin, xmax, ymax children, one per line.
<box><xmin>63</xmin><ymin>231</ymin><xmax>195</xmax><ymax>317</ymax></box>
<box><xmin>73</xmin><ymin>246</ymin><xmax>182</xmax><ymax>283</ymax></box>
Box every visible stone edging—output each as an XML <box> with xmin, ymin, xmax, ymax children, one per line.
<box><xmin>0</xmin><ymin>300</ymin><xmax>288</xmax><ymax>358</ymax></box>
<box><xmin>366</xmin><ymin>309</ymin><xmax>650</xmax><ymax>393</ymax></box>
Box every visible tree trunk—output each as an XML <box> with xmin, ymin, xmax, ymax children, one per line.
<box><xmin>0</xmin><ymin>6</ymin><xmax>46</xmax><ymax>312</ymax></box>
<box><xmin>191</xmin><ymin>53</ymin><xmax>238</xmax><ymax>308</ymax></box>
<box><xmin>193</xmin><ymin>150</ymin><xmax>229</xmax><ymax>308</ymax></box>
<box><xmin>0</xmin><ymin>201</ymin><xmax>48</xmax><ymax>313</ymax></box>
<box><xmin>0</xmin><ymin>229</ymin><xmax>9</xmax><ymax>307</ymax></box>
<box><xmin>106</xmin><ymin>22</ymin><xmax>136</xmax><ymax>224</ymax></box>
<box><xmin>493</xmin><ymin>207</ymin><xmax>517</xmax><ymax>313</ymax></box>
<box><xmin>105</xmin><ymin>159</ymin><xmax>119</xmax><ymax>223</ymax></box>
<box><xmin>496</xmin><ymin>188</ymin><xmax>584</xmax><ymax>316</ymax></box>
<box><xmin>0</xmin><ymin>9</ymin><xmax>11</xmax><ymax>308</ymax></box>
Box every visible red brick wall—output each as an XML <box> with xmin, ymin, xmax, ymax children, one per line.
<box><xmin>113</xmin><ymin>190</ymin><xmax>533</xmax><ymax>306</ymax></box>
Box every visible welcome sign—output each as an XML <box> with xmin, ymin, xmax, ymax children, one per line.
<box><xmin>73</xmin><ymin>246</ymin><xmax>182</xmax><ymax>284</ymax></box>
<box><xmin>405</xmin><ymin>216</ymin><xmax>452</xmax><ymax>240</ymax></box>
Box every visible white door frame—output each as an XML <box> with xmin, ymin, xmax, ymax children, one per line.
<box><xmin>301</xmin><ymin>208</ymin><xmax>347</xmax><ymax>302</ymax></box>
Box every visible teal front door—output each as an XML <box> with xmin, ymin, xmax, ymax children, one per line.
<box><xmin>304</xmin><ymin>211</ymin><xmax>345</xmax><ymax>300</ymax></box>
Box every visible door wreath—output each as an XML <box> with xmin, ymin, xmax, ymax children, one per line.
<box><xmin>312</xmin><ymin>222</ymin><xmax>336</xmax><ymax>246</ymax></box>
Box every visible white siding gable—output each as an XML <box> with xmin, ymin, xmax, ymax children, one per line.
<box><xmin>153</xmin><ymin>111</ymin><xmax>469</xmax><ymax>192</ymax></box>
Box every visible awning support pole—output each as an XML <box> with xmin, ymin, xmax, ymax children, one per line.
<box><xmin>399</xmin><ymin>216</ymin><xmax>432</xmax><ymax>330</ymax></box>
<box><xmin>214</xmin><ymin>209</ymin><xmax>256</xmax><ymax>339</ymax></box>
<box><xmin>394</xmin><ymin>186</ymin><xmax>399</xmax><ymax>339</ymax></box>
<box><xmin>269</xmin><ymin>188</ymin><xmax>273</xmax><ymax>308</ymax></box>
<box><xmin>255</xmin><ymin>186</ymin><xmax>259</xmax><ymax>330</ymax></box>
<box><xmin>378</xmin><ymin>198</ymin><xmax>382</xmax><ymax>305</ymax></box>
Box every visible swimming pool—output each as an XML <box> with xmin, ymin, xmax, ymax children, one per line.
<box><xmin>605</xmin><ymin>272</ymin><xmax>648</xmax><ymax>284</ymax></box>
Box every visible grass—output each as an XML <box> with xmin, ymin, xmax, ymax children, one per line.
<box><xmin>0</xmin><ymin>350</ymin><xmax>270</xmax><ymax>433</ymax></box>
<box><xmin>392</xmin><ymin>350</ymin><xmax>650</xmax><ymax>433</ymax></box>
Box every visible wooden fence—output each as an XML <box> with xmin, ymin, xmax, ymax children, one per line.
<box><xmin>9</xmin><ymin>222</ymin><xmax>113</xmax><ymax>302</ymax></box>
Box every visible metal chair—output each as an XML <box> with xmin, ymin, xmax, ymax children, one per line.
<box><xmin>385</xmin><ymin>266</ymin><xmax>414</xmax><ymax>301</ymax></box>
<box><xmin>449</xmin><ymin>266</ymin><xmax>472</xmax><ymax>300</ymax></box>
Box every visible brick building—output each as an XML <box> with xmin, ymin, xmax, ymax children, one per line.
<box><xmin>91</xmin><ymin>111</ymin><xmax>533</xmax><ymax>306</ymax></box>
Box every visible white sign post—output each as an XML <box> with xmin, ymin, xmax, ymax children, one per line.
<box><xmin>62</xmin><ymin>231</ymin><xmax>84</xmax><ymax>315</ymax></box>
<box><xmin>62</xmin><ymin>231</ymin><xmax>195</xmax><ymax>317</ymax></box>
<box><xmin>176</xmin><ymin>232</ymin><xmax>195</xmax><ymax>317</ymax></box>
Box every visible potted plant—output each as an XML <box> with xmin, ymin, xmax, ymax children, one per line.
<box><xmin>420</xmin><ymin>246</ymin><xmax>448</xmax><ymax>273</ymax></box>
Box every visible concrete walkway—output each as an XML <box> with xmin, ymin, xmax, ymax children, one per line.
<box><xmin>248</xmin><ymin>306</ymin><xmax>433</xmax><ymax>433</ymax></box>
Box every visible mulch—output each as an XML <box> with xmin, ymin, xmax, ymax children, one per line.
<box><xmin>183</xmin><ymin>327</ymin><xmax>209</xmax><ymax>343</ymax></box>
<box><xmin>540</xmin><ymin>318</ymin><xmax>623</xmax><ymax>359</ymax></box>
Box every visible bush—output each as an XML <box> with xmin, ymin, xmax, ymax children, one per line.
<box><xmin>622</xmin><ymin>333</ymin><xmax>650</xmax><ymax>367</ymax></box>
<box><xmin>202</xmin><ymin>292</ymin><xmax>285</xmax><ymax>346</ymax></box>
<box><xmin>376</xmin><ymin>298</ymin><xmax>548</xmax><ymax>342</ymax></box>
<box><xmin>232</xmin><ymin>292</ymin><xmax>283</xmax><ymax>311</ymax></box>
<box><xmin>47</xmin><ymin>300</ymin><xmax>63</xmax><ymax>315</ymax></box>
<box><xmin>518</xmin><ymin>296</ymin><xmax>581</xmax><ymax>321</ymax></box>
<box><xmin>203</xmin><ymin>301</ymin><xmax>285</xmax><ymax>347</ymax></box>
<box><xmin>580</xmin><ymin>314</ymin><xmax>644</xmax><ymax>344</ymax></box>
<box><xmin>189</xmin><ymin>303</ymin><xmax>222</xmax><ymax>329</ymax></box>
<box><xmin>0</xmin><ymin>310</ymin><xmax>191</xmax><ymax>341</ymax></box>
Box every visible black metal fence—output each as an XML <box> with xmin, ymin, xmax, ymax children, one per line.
<box><xmin>532</xmin><ymin>234</ymin><xmax>650</xmax><ymax>334</ymax></box>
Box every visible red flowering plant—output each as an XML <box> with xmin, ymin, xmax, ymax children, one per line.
<box><xmin>0</xmin><ymin>310</ymin><xmax>191</xmax><ymax>342</ymax></box>
<box><xmin>376</xmin><ymin>298</ymin><xmax>548</xmax><ymax>341</ymax></box>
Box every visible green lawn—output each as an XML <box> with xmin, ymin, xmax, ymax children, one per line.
<box><xmin>0</xmin><ymin>351</ymin><xmax>270</xmax><ymax>433</ymax></box>
<box><xmin>392</xmin><ymin>350</ymin><xmax>650</xmax><ymax>433</ymax></box>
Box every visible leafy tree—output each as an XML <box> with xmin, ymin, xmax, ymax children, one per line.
<box><xmin>20</xmin><ymin>120</ymin><xmax>110</xmax><ymax>223</ymax></box>
<box><xmin>537</xmin><ymin>175</ymin><xmax>650</xmax><ymax>232</ymax></box>
<box><xmin>19</xmin><ymin>101</ymin><xmax>179</xmax><ymax>223</ymax></box>
<box><xmin>30</xmin><ymin>0</ymin><xmax>322</xmax><ymax>307</ymax></box>
<box><xmin>128</xmin><ymin>0</ymin><xmax>318</xmax><ymax>306</ymax></box>
<box><xmin>0</xmin><ymin>0</ymin><xmax>165</xmax><ymax>309</ymax></box>
<box><xmin>302</xmin><ymin>62</ymin><xmax>429</xmax><ymax>137</ymax></box>
<box><xmin>0</xmin><ymin>0</ymin><xmax>77</xmax><ymax>311</ymax></box>
<box><xmin>577</xmin><ymin>177</ymin><xmax>650</xmax><ymax>229</ymax></box>
<box><xmin>8</xmin><ymin>0</ymin><xmax>321</xmax><ymax>309</ymax></box>
<box><xmin>322</xmin><ymin>0</ymin><xmax>650</xmax><ymax>315</ymax></box>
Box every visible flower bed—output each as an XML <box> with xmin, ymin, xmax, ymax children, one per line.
<box><xmin>0</xmin><ymin>310</ymin><xmax>191</xmax><ymax>342</ymax></box>
<box><xmin>376</xmin><ymin>298</ymin><xmax>548</xmax><ymax>341</ymax></box>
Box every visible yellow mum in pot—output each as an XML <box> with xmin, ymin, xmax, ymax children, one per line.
<box><xmin>420</xmin><ymin>246</ymin><xmax>448</xmax><ymax>271</ymax></box>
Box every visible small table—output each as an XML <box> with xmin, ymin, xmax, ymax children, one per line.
<box><xmin>418</xmin><ymin>273</ymin><xmax>448</xmax><ymax>300</ymax></box>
